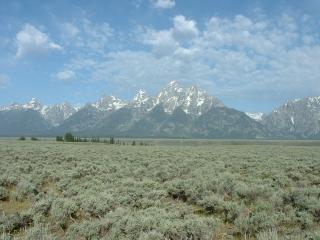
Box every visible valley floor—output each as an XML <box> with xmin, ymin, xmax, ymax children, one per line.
<box><xmin>0</xmin><ymin>140</ymin><xmax>320</xmax><ymax>239</ymax></box>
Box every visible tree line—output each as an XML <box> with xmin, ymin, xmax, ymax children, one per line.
<box><xmin>56</xmin><ymin>132</ymin><xmax>147</xmax><ymax>146</ymax></box>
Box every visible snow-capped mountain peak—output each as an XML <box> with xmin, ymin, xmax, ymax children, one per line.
<box><xmin>0</xmin><ymin>98</ymin><xmax>46</xmax><ymax>112</ymax></box>
<box><xmin>0</xmin><ymin>102</ymin><xmax>21</xmax><ymax>111</ymax></box>
<box><xmin>93</xmin><ymin>95</ymin><xmax>127</xmax><ymax>111</ymax></box>
<box><xmin>168</xmin><ymin>80</ymin><xmax>183</xmax><ymax>92</ymax></box>
<box><xmin>0</xmin><ymin>81</ymin><xmax>225</xmax><ymax>127</ymax></box>
<box><xmin>130</xmin><ymin>90</ymin><xmax>155</xmax><ymax>111</ymax></box>
<box><xmin>42</xmin><ymin>102</ymin><xmax>77</xmax><ymax>126</ymax></box>
<box><xmin>0</xmin><ymin>98</ymin><xmax>78</xmax><ymax>126</ymax></box>
<box><xmin>133</xmin><ymin>90</ymin><xmax>148</xmax><ymax>102</ymax></box>
<box><xmin>168</xmin><ymin>80</ymin><xmax>178</xmax><ymax>87</ymax></box>
<box><xmin>23</xmin><ymin>98</ymin><xmax>44</xmax><ymax>111</ymax></box>
<box><xmin>156</xmin><ymin>81</ymin><xmax>223</xmax><ymax>115</ymax></box>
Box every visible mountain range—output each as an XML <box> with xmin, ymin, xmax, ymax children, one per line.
<box><xmin>1</xmin><ymin>81</ymin><xmax>320</xmax><ymax>139</ymax></box>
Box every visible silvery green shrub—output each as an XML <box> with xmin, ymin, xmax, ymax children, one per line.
<box><xmin>50</xmin><ymin>198</ymin><xmax>78</xmax><ymax>229</ymax></box>
<box><xmin>65</xmin><ymin>220</ymin><xmax>111</xmax><ymax>240</ymax></box>
<box><xmin>25</xmin><ymin>224</ymin><xmax>56</xmax><ymax>240</ymax></box>
<box><xmin>137</xmin><ymin>231</ymin><xmax>164</xmax><ymax>240</ymax></box>
<box><xmin>31</xmin><ymin>196</ymin><xmax>53</xmax><ymax>217</ymax></box>
<box><xmin>296</xmin><ymin>211</ymin><xmax>314</xmax><ymax>230</ymax></box>
<box><xmin>0</xmin><ymin>187</ymin><xmax>9</xmax><ymax>201</ymax></box>
<box><xmin>12</xmin><ymin>180</ymin><xmax>38</xmax><ymax>201</ymax></box>
<box><xmin>257</xmin><ymin>229</ymin><xmax>278</xmax><ymax>240</ymax></box>
<box><xmin>0</xmin><ymin>213</ymin><xmax>32</xmax><ymax>234</ymax></box>
<box><xmin>197</xmin><ymin>195</ymin><xmax>225</xmax><ymax>214</ymax></box>
<box><xmin>81</xmin><ymin>194</ymin><xmax>114</xmax><ymax>218</ymax></box>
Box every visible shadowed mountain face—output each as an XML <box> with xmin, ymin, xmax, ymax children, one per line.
<box><xmin>1</xmin><ymin>82</ymin><xmax>320</xmax><ymax>139</ymax></box>
<box><xmin>262</xmin><ymin>97</ymin><xmax>320</xmax><ymax>139</ymax></box>
<box><xmin>0</xmin><ymin>110</ymin><xmax>51</xmax><ymax>136</ymax></box>
<box><xmin>53</xmin><ymin>105</ymin><xmax>269</xmax><ymax>138</ymax></box>
<box><xmin>52</xmin><ymin>105</ymin><xmax>102</xmax><ymax>135</ymax></box>
<box><xmin>193</xmin><ymin>107</ymin><xmax>270</xmax><ymax>139</ymax></box>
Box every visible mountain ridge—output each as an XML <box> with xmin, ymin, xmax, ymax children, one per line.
<box><xmin>1</xmin><ymin>82</ymin><xmax>320</xmax><ymax>139</ymax></box>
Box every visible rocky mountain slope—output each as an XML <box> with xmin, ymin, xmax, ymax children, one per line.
<box><xmin>0</xmin><ymin>109</ymin><xmax>51</xmax><ymax>136</ymax></box>
<box><xmin>262</xmin><ymin>97</ymin><xmax>320</xmax><ymax>139</ymax></box>
<box><xmin>155</xmin><ymin>81</ymin><xmax>224</xmax><ymax>115</ymax></box>
<box><xmin>245</xmin><ymin>112</ymin><xmax>264</xmax><ymax>122</ymax></box>
<box><xmin>0</xmin><ymin>98</ymin><xmax>77</xmax><ymax>126</ymax></box>
<box><xmin>1</xmin><ymin>82</ymin><xmax>320</xmax><ymax>139</ymax></box>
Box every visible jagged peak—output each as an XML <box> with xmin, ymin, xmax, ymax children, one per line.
<box><xmin>0</xmin><ymin>81</ymin><xmax>224</xmax><ymax>119</ymax></box>
<box><xmin>282</xmin><ymin>96</ymin><xmax>320</xmax><ymax>108</ymax></box>
<box><xmin>306</xmin><ymin>96</ymin><xmax>320</xmax><ymax>103</ymax></box>
<box><xmin>23</xmin><ymin>97</ymin><xmax>43</xmax><ymax>110</ymax></box>
<box><xmin>163</xmin><ymin>80</ymin><xmax>183</xmax><ymax>92</ymax></box>
<box><xmin>168</xmin><ymin>80</ymin><xmax>178</xmax><ymax>87</ymax></box>
<box><xmin>133</xmin><ymin>89</ymin><xmax>148</xmax><ymax>101</ymax></box>
<box><xmin>93</xmin><ymin>95</ymin><xmax>127</xmax><ymax>111</ymax></box>
<box><xmin>52</xmin><ymin>101</ymin><xmax>74</xmax><ymax>109</ymax></box>
<box><xmin>188</xmin><ymin>85</ymin><xmax>199</xmax><ymax>91</ymax></box>
<box><xmin>27</xmin><ymin>97</ymin><xmax>41</xmax><ymax>104</ymax></box>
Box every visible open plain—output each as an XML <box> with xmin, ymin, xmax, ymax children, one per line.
<box><xmin>1</xmin><ymin>139</ymin><xmax>320</xmax><ymax>239</ymax></box>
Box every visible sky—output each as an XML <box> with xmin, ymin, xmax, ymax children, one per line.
<box><xmin>0</xmin><ymin>0</ymin><xmax>320</xmax><ymax>113</ymax></box>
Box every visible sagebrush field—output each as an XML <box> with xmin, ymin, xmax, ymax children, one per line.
<box><xmin>0</xmin><ymin>140</ymin><xmax>320</xmax><ymax>239</ymax></box>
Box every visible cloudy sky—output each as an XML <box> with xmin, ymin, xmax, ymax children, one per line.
<box><xmin>0</xmin><ymin>0</ymin><xmax>320</xmax><ymax>112</ymax></box>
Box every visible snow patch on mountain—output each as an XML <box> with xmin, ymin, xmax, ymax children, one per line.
<box><xmin>22</xmin><ymin>98</ymin><xmax>45</xmax><ymax>111</ymax></box>
<box><xmin>290</xmin><ymin>116</ymin><xmax>294</xmax><ymax>125</ymax></box>
<box><xmin>245</xmin><ymin>112</ymin><xmax>264</xmax><ymax>122</ymax></box>
<box><xmin>43</xmin><ymin>102</ymin><xmax>77</xmax><ymax>126</ymax></box>
<box><xmin>92</xmin><ymin>95</ymin><xmax>127</xmax><ymax>111</ymax></box>
<box><xmin>263</xmin><ymin>95</ymin><xmax>320</xmax><ymax>138</ymax></box>
<box><xmin>156</xmin><ymin>81</ymin><xmax>223</xmax><ymax>115</ymax></box>
<box><xmin>131</xmin><ymin>90</ymin><xmax>155</xmax><ymax>110</ymax></box>
<box><xmin>0</xmin><ymin>81</ymin><xmax>226</xmax><ymax>127</ymax></box>
<box><xmin>0</xmin><ymin>98</ymin><xmax>78</xmax><ymax>126</ymax></box>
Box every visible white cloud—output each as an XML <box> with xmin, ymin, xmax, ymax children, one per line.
<box><xmin>141</xmin><ymin>29</ymin><xmax>178</xmax><ymax>55</ymax></box>
<box><xmin>133</xmin><ymin>0</ymin><xmax>143</xmax><ymax>8</ymax></box>
<box><xmin>64</xmin><ymin>14</ymin><xmax>320</xmax><ymax>104</ymax></box>
<box><xmin>82</xmin><ymin>19</ymin><xmax>113</xmax><ymax>51</ymax></box>
<box><xmin>91</xmin><ymin>51</ymin><xmax>213</xmax><ymax>91</ymax></box>
<box><xmin>0</xmin><ymin>74</ymin><xmax>10</xmax><ymax>88</ymax></box>
<box><xmin>60</xmin><ymin>19</ymin><xmax>114</xmax><ymax>54</ymax></box>
<box><xmin>152</xmin><ymin>0</ymin><xmax>175</xmax><ymax>9</ymax></box>
<box><xmin>173</xmin><ymin>15</ymin><xmax>199</xmax><ymax>41</ymax></box>
<box><xmin>56</xmin><ymin>70</ymin><xmax>76</xmax><ymax>81</ymax></box>
<box><xmin>140</xmin><ymin>15</ymin><xmax>198</xmax><ymax>55</ymax></box>
<box><xmin>16</xmin><ymin>24</ymin><xmax>62</xmax><ymax>58</ymax></box>
<box><xmin>63</xmin><ymin>23</ymin><xmax>80</xmax><ymax>38</ymax></box>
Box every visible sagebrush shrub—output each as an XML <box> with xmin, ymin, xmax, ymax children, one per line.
<box><xmin>197</xmin><ymin>195</ymin><xmax>225</xmax><ymax>214</ymax></box>
<box><xmin>31</xmin><ymin>197</ymin><xmax>53</xmax><ymax>217</ymax></box>
<box><xmin>12</xmin><ymin>180</ymin><xmax>38</xmax><ymax>201</ymax></box>
<box><xmin>65</xmin><ymin>220</ymin><xmax>111</xmax><ymax>240</ymax></box>
<box><xmin>50</xmin><ymin>198</ymin><xmax>78</xmax><ymax>229</ymax></box>
<box><xmin>0</xmin><ymin>213</ymin><xmax>32</xmax><ymax>234</ymax></box>
<box><xmin>25</xmin><ymin>224</ymin><xmax>56</xmax><ymax>240</ymax></box>
<box><xmin>296</xmin><ymin>211</ymin><xmax>314</xmax><ymax>230</ymax></box>
<box><xmin>0</xmin><ymin>187</ymin><xmax>9</xmax><ymax>201</ymax></box>
<box><xmin>80</xmin><ymin>193</ymin><xmax>114</xmax><ymax>217</ymax></box>
<box><xmin>1</xmin><ymin>140</ymin><xmax>320</xmax><ymax>238</ymax></box>
<box><xmin>257</xmin><ymin>229</ymin><xmax>278</xmax><ymax>240</ymax></box>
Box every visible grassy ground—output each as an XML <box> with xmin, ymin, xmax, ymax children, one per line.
<box><xmin>0</xmin><ymin>140</ymin><xmax>320</xmax><ymax>239</ymax></box>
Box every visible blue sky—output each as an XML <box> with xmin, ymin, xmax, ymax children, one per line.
<box><xmin>0</xmin><ymin>0</ymin><xmax>320</xmax><ymax>112</ymax></box>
